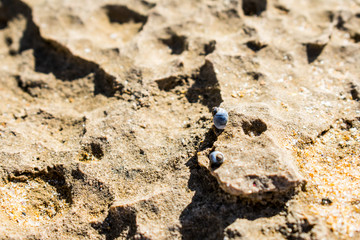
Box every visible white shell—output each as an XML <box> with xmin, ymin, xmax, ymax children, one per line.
<box><xmin>209</xmin><ymin>151</ymin><xmax>225</xmax><ymax>166</ymax></box>
<box><xmin>213</xmin><ymin>107</ymin><xmax>228</xmax><ymax>129</ymax></box>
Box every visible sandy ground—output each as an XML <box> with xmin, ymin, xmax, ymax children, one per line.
<box><xmin>0</xmin><ymin>0</ymin><xmax>360</xmax><ymax>239</ymax></box>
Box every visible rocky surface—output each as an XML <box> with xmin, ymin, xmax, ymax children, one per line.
<box><xmin>198</xmin><ymin>107</ymin><xmax>304</xmax><ymax>201</ymax></box>
<box><xmin>0</xmin><ymin>0</ymin><xmax>360</xmax><ymax>239</ymax></box>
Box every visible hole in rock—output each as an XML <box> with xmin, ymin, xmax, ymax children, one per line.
<box><xmin>203</xmin><ymin>40</ymin><xmax>216</xmax><ymax>56</ymax></box>
<box><xmin>90</xmin><ymin>142</ymin><xmax>104</xmax><ymax>159</ymax></box>
<box><xmin>161</xmin><ymin>34</ymin><xmax>188</xmax><ymax>55</ymax></box>
<box><xmin>103</xmin><ymin>5</ymin><xmax>147</xmax><ymax>25</ymax></box>
<box><xmin>247</xmin><ymin>71</ymin><xmax>264</xmax><ymax>81</ymax></box>
<box><xmin>242</xmin><ymin>118</ymin><xmax>267</xmax><ymax>136</ymax></box>
<box><xmin>274</xmin><ymin>4</ymin><xmax>289</xmax><ymax>13</ymax></box>
<box><xmin>246</xmin><ymin>40</ymin><xmax>267</xmax><ymax>52</ymax></box>
<box><xmin>351</xmin><ymin>33</ymin><xmax>360</xmax><ymax>43</ymax></box>
<box><xmin>305</xmin><ymin>43</ymin><xmax>326</xmax><ymax>64</ymax></box>
<box><xmin>242</xmin><ymin>0</ymin><xmax>267</xmax><ymax>16</ymax></box>
<box><xmin>80</xmin><ymin>137</ymin><xmax>108</xmax><ymax>161</ymax></box>
<box><xmin>5</xmin><ymin>36</ymin><xmax>12</xmax><ymax>46</ymax></box>
<box><xmin>350</xmin><ymin>83</ymin><xmax>360</xmax><ymax>101</ymax></box>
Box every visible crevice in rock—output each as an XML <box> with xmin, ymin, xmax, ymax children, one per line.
<box><xmin>350</xmin><ymin>83</ymin><xmax>360</xmax><ymax>101</ymax></box>
<box><xmin>350</xmin><ymin>33</ymin><xmax>360</xmax><ymax>43</ymax></box>
<box><xmin>274</xmin><ymin>4</ymin><xmax>289</xmax><ymax>14</ymax></box>
<box><xmin>242</xmin><ymin>0</ymin><xmax>267</xmax><ymax>16</ymax></box>
<box><xmin>247</xmin><ymin>71</ymin><xmax>264</xmax><ymax>81</ymax></box>
<box><xmin>15</xmin><ymin>75</ymin><xmax>48</xmax><ymax>97</ymax></box>
<box><xmin>305</xmin><ymin>43</ymin><xmax>326</xmax><ymax>64</ymax></box>
<box><xmin>344</xmin><ymin>118</ymin><xmax>360</xmax><ymax>129</ymax></box>
<box><xmin>334</xmin><ymin>12</ymin><xmax>360</xmax><ymax>43</ymax></box>
<box><xmin>198</xmin><ymin>128</ymin><xmax>219</xmax><ymax>152</ymax></box>
<box><xmin>245</xmin><ymin>40</ymin><xmax>267</xmax><ymax>52</ymax></box>
<box><xmin>140</xmin><ymin>0</ymin><xmax>156</xmax><ymax>10</ymax></box>
<box><xmin>335</xmin><ymin>14</ymin><xmax>347</xmax><ymax>30</ymax></box>
<box><xmin>317</xmin><ymin>127</ymin><xmax>331</xmax><ymax>139</ymax></box>
<box><xmin>89</xmin><ymin>142</ymin><xmax>104</xmax><ymax>159</ymax></box>
<box><xmin>186</xmin><ymin>60</ymin><xmax>223</xmax><ymax>110</ymax></box>
<box><xmin>161</xmin><ymin>33</ymin><xmax>188</xmax><ymax>55</ymax></box>
<box><xmin>243</xmin><ymin>25</ymin><xmax>257</xmax><ymax>36</ymax></box>
<box><xmin>202</xmin><ymin>40</ymin><xmax>216</xmax><ymax>56</ymax></box>
<box><xmin>80</xmin><ymin>137</ymin><xmax>109</xmax><ymax>160</ymax></box>
<box><xmin>5</xmin><ymin>36</ymin><xmax>12</xmax><ymax>46</ymax></box>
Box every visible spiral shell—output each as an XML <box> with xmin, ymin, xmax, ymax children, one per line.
<box><xmin>212</xmin><ymin>107</ymin><xmax>228</xmax><ymax>129</ymax></box>
<box><xmin>209</xmin><ymin>151</ymin><xmax>225</xmax><ymax>166</ymax></box>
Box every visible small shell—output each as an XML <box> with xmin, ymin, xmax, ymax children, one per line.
<box><xmin>212</xmin><ymin>107</ymin><xmax>228</xmax><ymax>129</ymax></box>
<box><xmin>209</xmin><ymin>151</ymin><xmax>225</xmax><ymax>166</ymax></box>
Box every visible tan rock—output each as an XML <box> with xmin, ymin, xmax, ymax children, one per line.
<box><xmin>198</xmin><ymin>107</ymin><xmax>304</xmax><ymax>201</ymax></box>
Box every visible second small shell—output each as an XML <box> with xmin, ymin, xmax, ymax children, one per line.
<box><xmin>209</xmin><ymin>151</ymin><xmax>225</xmax><ymax>166</ymax></box>
<box><xmin>212</xmin><ymin>107</ymin><xmax>228</xmax><ymax>129</ymax></box>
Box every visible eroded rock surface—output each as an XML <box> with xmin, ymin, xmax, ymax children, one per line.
<box><xmin>0</xmin><ymin>0</ymin><xmax>360</xmax><ymax>239</ymax></box>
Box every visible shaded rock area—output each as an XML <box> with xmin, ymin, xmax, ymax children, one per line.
<box><xmin>0</xmin><ymin>0</ymin><xmax>360</xmax><ymax>239</ymax></box>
